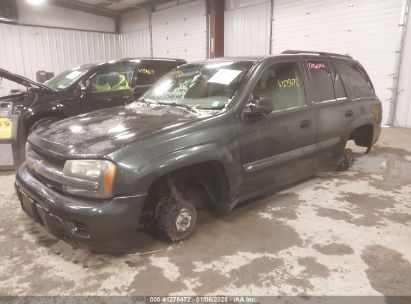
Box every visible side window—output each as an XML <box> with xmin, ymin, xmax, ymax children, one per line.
<box><xmin>307</xmin><ymin>61</ymin><xmax>335</xmax><ymax>102</ymax></box>
<box><xmin>136</xmin><ymin>62</ymin><xmax>157</xmax><ymax>85</ymax></box>
<box><xmin>252</xmin><ymin>61</ymin><xmax>306</xmax><ymax>111</ymax></box>
<box><xmin>136</xmin><ymin>61</ymin><xmax>175</xmax><ymax>86</ymax></box>
<box><xmin>90</xmin><ymin>63</ymin><xmax>133</xmax><ymax>92</ymax></box>
<box><xmin>336</xmin><ymin>62</ymin><xmax>375</xmax><ymax>98</ymax></box>
<box><xmin>331</xmin><ymin>64</ymin><xmax>347</xmax><ymax>99</ymax></box>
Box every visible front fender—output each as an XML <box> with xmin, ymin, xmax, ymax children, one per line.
<box><xmin>116</xmin><ymin>142</ymin><xmax>241</xmax><ymax>195</ymax></box>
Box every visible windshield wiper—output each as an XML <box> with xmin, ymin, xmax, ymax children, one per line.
<box><xmin>136</xmin><ymin>98</ymin><xmax>154</xmax><ymax>106</ymax></box>
<box><xmin>158</xmin><ymin>102</ymin><xmax>198</xmax><ymax>113</ymax></box>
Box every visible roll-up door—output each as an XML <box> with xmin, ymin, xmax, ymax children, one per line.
<box><xmin>152</xmin><ymin>0</ymin><xmax>207</xmax><ymax>61</ymax></box>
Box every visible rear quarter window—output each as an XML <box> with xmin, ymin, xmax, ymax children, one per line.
<box><xmin>336</xmin><ymin>62</ymin><xmax>375</xmax><ymax>99</ymax></box>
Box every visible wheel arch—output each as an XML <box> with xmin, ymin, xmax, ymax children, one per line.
<box><xmin>143</xmin><ymin>159</ymin><xmax>232</xmax><ymax>214</ymax></box>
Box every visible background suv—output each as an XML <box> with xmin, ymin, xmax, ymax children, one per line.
<box><xmin>0</xmin><ymin>57</ymin><xmax>186</xmax><ymax>136</ymax></box>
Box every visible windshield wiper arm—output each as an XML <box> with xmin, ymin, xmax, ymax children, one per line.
<box><xmin>136</xmin><ymin>98</ymin><xmax>154</xmax><ymax>106</ymax></box>
<box><xmin>159</xmin><ymin>102</ymin><xmax>198</xmax><ymax>113</ymax></box>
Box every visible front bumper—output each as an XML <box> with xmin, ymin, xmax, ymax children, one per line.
<box><xmin>15</xmin><ymin>164</ymin><xmax>147</xmax><ymax>253</ymax></box>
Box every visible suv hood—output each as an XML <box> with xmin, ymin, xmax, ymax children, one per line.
<box><xmin>29</xmin><ymin>103</ymin><xmax>211</xmax><ymax>157</ymax></box>
<box><xmin>0</xmin><ymin>68</ymin><xmax>57</xmax><ymax>93</ymax></box>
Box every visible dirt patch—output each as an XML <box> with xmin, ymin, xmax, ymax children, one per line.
<box><xmin>313</xmin><ymin>243</ymin><xmax>354</xmax><ymax>255</ymax></box>
<box><xmin>339</xmin><ymin>192</ymin><xmax>411</xmax><ymax>227</ymax></box>
<box><xmin>128</xmin><ymin>265</ymin><xmax>186</xmax><ymax>295</ymax></box>
<box><xmin>316</xmin><ymin>193</ymin><xmax>411</xmax><ymax>228</ymax></box>
<box><xmin>285</xmin><ymin>257</ymin><xmax>330</xmax><ymax>292</ymax></box>
<box><xmin>372</xmin><ymin>146</ymin><xmax>411</xmax><ymax>158</ymax></box>
<box><xmin>362</xmin><ymin>245</ymin><xmax>411</xmax><ymax>296</ymax></box>
<box><xmin>230</xmin><ymin>256</ymin><xmax>284</xmax><ymax>288</ymax></box>
<box><xmin>316</xmin><ymin>207</ymin><xmax>354</xmax><ymax>223</ymax></box>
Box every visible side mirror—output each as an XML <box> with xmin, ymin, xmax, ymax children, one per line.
<box><xmin>243</xmin><ymin>95</ymin><xmax>274</xmax><ymax>118</ymax></box>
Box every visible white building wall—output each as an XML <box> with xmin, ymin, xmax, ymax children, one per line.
<box><xmin>394</xmin><ymin>5</ymin><xmax>411</xmax><ymax>128</ymax></box>
<box><xmin>271</xmin><ymin>0</ymin><xmax>405</xmax><ymax>125</ymax></box>
<box><xmin>151</xmin><ymin>0</ymin><xmax>207</xmax><ymax>61</ymax></box>
<box><xmin>16</xmin><ymin>0</ymin><xmax>116</xmax><ymax>33</ymax></box>
<box><xmin>224</xmin><ymin>0</ymin><xmax>271</xmax><ymax>56</ymax></box>
<box><xmin>0</xmin><ymin>23</ymin><xmax>121</xmax><ymax>96</ymax></box>
<box><xmin>224</xmin><ymin>0</ymin><xmax>406</xmax><ymax>125</ymax></box>
<box><xmin>120</xmin><ymin>9</ymin><xmax>151</xmax><ymax>58</ymax></box>
<box><xmin>121</xmin><ymin>30</ymin><xmax>151</xmax><ymax>58</ymax></box>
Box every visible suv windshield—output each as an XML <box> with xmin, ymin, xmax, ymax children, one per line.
<box><xmin>45</xmin><ymin>66</ymin><xmax>89</xmax><ymax>90</ymax></box>
<box><xmin>141</xmin><ymin>61</ymin><xmax>254</xmax><ymax>110</ymax></box>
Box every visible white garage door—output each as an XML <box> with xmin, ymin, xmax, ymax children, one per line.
<box><xmin>224</xmin><ymin>0</ymin><xmax>271</xmax><ymax>56</ymax></box>
<box><xmin>271</xmin><ymin>0</ymin><xmax>406</xmax><ymax>125</ymax></box>
<box><xmin>152</xmin><ymin>0</ymin><xmax>207</xmax><ymax>61</ymax></box>
<box><xmin>393</xmin><ymin>4</ymin><xmax>411</xmax><ymax>128</ymax></box>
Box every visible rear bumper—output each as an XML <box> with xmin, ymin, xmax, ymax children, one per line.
<box><xmin>15</xmin><ymin>164</ymin><xmax>146</xmax><ymax>253</ymax></box>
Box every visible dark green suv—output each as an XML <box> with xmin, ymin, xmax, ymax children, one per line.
<box><xmin>16</xmin><ymin>51</ymin><xmax>382</xmax><ymax>252</ymax></box>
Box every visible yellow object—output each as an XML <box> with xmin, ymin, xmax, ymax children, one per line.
<box><xmin>111</xmin><ymin>74</ymin><xmax>129</xmax><ymax>90</ymax></box>
<box><xmin>0</xmin><ymin>118</ymin><xmax>12</xmax><ymax>139</ymax></box>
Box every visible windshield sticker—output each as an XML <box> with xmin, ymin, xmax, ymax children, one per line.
<box><xmin>65</xmin><ymin>71</ymin><xmax>83</xmax><ymax>80</ymax></box>
<box><xmin>278</xmin><ymin>77</ymin><xmax>300</xmax><ymax>88</ymax></box>
<box><xmin>307</xmin><ymin>62</ymin><xmax>326</xmax><ymax>70</ymax></box>
<box><xmin>207</xmin><ymin>69</ymin><xmax>242</xmax><ymax>85</ymax></box>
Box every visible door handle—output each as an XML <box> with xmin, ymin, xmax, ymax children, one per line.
<box><xmin>300</xmin><ymin>120</ymin><xmax>312</xmax><ymax>129</ymax></box>
<box><xmin>345</xmin><ymin>110</ymin><xmax>354</xmax><ymax>117</ymax></box>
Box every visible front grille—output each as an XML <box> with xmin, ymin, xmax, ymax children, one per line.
<box><xmin>26</xmin><ymin>144</ymin><xmax>65</xmax><ymax>190</ymax></box>
<box><xmin>31</xmin><ymin>169</ymin><xmax>63</xmax><ymax>191</ymax></box>
<box><xmin>31</xmin><ymin>145</ymin><xmax>65</xmax><ymax>168</ymax></box>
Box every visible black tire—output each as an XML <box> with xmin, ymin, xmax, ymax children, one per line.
<box><xmin>155</xmin><ymin>196</ymin><xmax>197</xmax><ymax>241</ymax></box>
<box><xmin>28</xmin><ymin>117</ymin><xmax>59</xmax><ymax>134</ymax></box>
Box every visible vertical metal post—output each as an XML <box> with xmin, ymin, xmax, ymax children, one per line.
<box><xmin>269</xmin><ymin>0</ymin><xmax>274</xmax><ymax>55</ymax></box>
<box><xmin>149</xmin><ymin>12</ymin><xmax>154</xmax><ymax>58</ymax></box>
<box><xmin>388</xmin><ymin>0</ymin><xmax>410</xmax><ymax>126</ymax></box>
<box><xmin>207</xmin><ymin>0</ymin><xmax>225</xmax><ymax>58</ymax></box>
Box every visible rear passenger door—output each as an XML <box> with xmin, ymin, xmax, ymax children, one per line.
<box><xmin>237</xmin><ymin>59</ymin><xmax>317</xmax><ymax>196</ymax></box>
<box><xmin>304</xmin><ymin>59</ymin><xmax>353</xmax><ymax>168</ymax></box>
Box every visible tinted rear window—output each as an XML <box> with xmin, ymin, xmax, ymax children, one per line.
<box><xmin>307</xmin><ymin>61</ymin><xmax>335</xmax><ymax>102</ymax></box>
<box><xmin>335</xmin><ymin>62</ymin><xmax>375</xmax><ymax>98</ymax></box>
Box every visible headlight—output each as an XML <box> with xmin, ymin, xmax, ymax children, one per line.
<box><xmin>63</xmin><ymin>159</ymin><xmax>116</xmax><ymax>199</ymax></box>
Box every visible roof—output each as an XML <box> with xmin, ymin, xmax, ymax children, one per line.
<box><xmin>190</xmin><ymin>50</ymin><xmax>354</xmax><ymax>65</ymax></box>
<box><xmin>79</xmin><ymin>57</ymin><xmax>186</xmax><ymax>68</ymax></box>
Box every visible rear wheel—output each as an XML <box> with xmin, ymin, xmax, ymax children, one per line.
<box><xmin>155</xmin><ymin>196</ymin><xmax>197</xmax><ymax>241</ymax></box>
<box><xmin>28</xmin><ymin>117</ymin><xmax>59</xmax><ymax>134</ymax></box>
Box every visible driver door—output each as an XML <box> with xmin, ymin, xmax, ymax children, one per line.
<box><xmin>236</xmin><ymin>59</ymin><xmax>317</xmax><ymax>197</ymax></box>
<box><xmin>81</xmin><ymin>62</ymin><xmax>134</xmax><ymax>113</ymax></box>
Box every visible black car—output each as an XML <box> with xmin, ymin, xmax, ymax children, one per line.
<box><xmin>16</xmin><ymin>50</ymin><xmax>382</xmax><ymax>252</ymax></box>
<box><xmin>0</xmin><ymin>57</ymin><xmax>186</xmax><ymax>136</ymax></box>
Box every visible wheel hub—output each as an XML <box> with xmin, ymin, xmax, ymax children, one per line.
<box><xmin>175</xmin><ymin>209</ymin><xmax>192</xmax><ymax>232</ymax></box>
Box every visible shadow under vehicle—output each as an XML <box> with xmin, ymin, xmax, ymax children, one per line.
<box><xmin>0</xmin><ymin>57</ymin><xmax>186</xmax><ymax>137</ymax></box>
<box><xmin>15</xmin><ymin>50</ymin><xmax>382</xmax><ymax>252</ymax></box>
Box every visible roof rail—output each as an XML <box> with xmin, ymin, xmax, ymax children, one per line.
<box><xmin>281</xmin><ymin>50</ymin><xmax>353</xmax><ymax>59</ymax></box>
